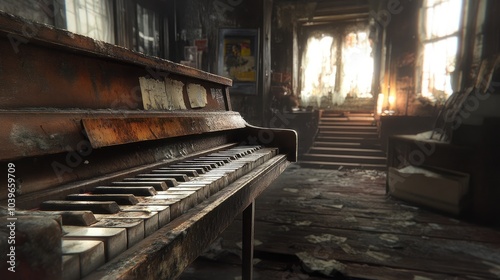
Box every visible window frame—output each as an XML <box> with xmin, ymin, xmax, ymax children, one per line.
<box><xmin>416</xmin><ymin>0</ymin><xmax>467</xmax><ymax>102</ymax></box>
<box><xmin>30</xmin><ymin>0</ymin><xmax>170</xmax><ymax>58</ymax></box>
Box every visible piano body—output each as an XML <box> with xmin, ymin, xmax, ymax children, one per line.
<box><xmin>0</xmin><ymin>12</ymin><xmax>297</xmax><ymax>279</ymax></box>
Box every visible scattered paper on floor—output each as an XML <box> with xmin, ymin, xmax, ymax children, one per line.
<box><xmin>379</xmin><ymin>234</ymin><xmax>400</xmax><ymax>243</ymax></box>
<box><xmin>305</xmin><ymin>234</ymin><xmax>347</xmax><ymax>244</ymax></box>
<box><xmin>296</xmin><ymin>252</ymin><xmax>346</xmax><ymax>276</ymax></box>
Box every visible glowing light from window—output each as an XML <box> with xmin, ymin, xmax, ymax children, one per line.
<box><xmin>421</xmin><ymin>0</ymin><xmax>463</xmax><ymax>101</ymax></box>
<box><xmin>341</xmin><ymin>31</ymin><xmax>373</xmax><ymax>98</ymax></box>
<box><xmin>301</xmin><ymin>35</ymin><xmax>336</xmax><ymax>107</ymax></box>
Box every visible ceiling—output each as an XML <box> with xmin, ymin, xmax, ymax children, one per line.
<box><xmin>278</xmin><ymin>0</ymin><xmax>371</xmax><ymax>26</ymax></box>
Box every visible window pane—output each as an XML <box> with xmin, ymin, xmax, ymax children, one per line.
<box><xmin>300</xmin><ymin>35</ymin><xmax>336</xmax><ymax>107</ymax></box>
<box><xmin>421</xmin><ymin>37</ymin><xmax>458</xmax><ymax>100</ymax></box>
<box><xmin>341</xmin><ymin>31</ymin><xmax>373</xmax><ymax>98</ymax></box>
<box><xmin>136</xmin><ymin>4</ymin><xmax>160</xmax><ymax>57</ymax></box>
<box><xmin>65</xmin><ymin>0</ymin><xmax>115</xmax><ymax>44</ymax></box>
<box><xmin>425</xmin><ymin>0</ymin><xmax>463</xmax><ymax>39</ymax></box>
<box><xmin>0</xmin><ymin>0</ymin><xmax>54</xmax><ymax>25</ymax></box>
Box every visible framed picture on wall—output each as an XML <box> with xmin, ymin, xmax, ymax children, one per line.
<box><xmin>218</xmin><ymin>28</ymin><xmax>260</xmax><ymax>95</ymax></box>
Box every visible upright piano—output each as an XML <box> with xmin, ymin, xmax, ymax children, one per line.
<box><xmin>0</xmin><ymin>12</ymin><xmax>297</xmax><ymax>280</ymax></box>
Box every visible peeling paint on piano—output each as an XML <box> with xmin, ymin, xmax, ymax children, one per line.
<box><xmin>9</xmin><ymin>124</ymin><xmax>52</xmax><ymax>153</ymax></box>
<box><xmin>187</xmin><ymin>83</ymin><xmax>208</xmax><ymax>109</ymax></box>
<box><xmin>139</xmin><ymin>77</ymin><xmax>169</xmax><ymax>110</ymax></box>
<box><xmin>165</xmin><ymin>78</ymin><xmax>187</xmax><ymax>110</ymax></box>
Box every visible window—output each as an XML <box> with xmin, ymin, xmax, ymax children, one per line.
<box><xmin>0</xmin><ymin>0</ymin><xmax>167</xmax><ymax>58</ymax></box>
<box><xmin>136</xmin><ymin>3</ymin><xmax>161</xmax><ymax>57</ymax></box>
<box><xmin>65</xmin><ymin>0</ymin><xmax>115</xmax><ymax>44</ymax></box>
<box><xmin>341</xmin><ymin>30</ymin><xmax>374</xmax><ymax>99</ymax></box>
<box><xmin>115</xmin><ymin>0</ymin><xmax>163</xmax><ymax>57</ymax></box>
<box><xmin>300</xmin><ymin>35</ymin><xmax>337</xmax><ymax>107</ymax></box>
<box><xmin>419</xmin><ymin>0</ymin><xmax>464</xmax><ymax>102</ymax></box>
<box><xmin>300</xmin><ymin>26</ymin><xmax>374</xmax><ymax>108</ymax></box>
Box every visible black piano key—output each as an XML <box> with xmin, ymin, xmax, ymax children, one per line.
<box><xmin>111</xmin><ymin>181</ymin><xmax>168</xmax><ymax>191</ymax></box>
<box><xmin>40</xmin><ymin>211</ymin><xmax>98</xmax><ymax>226</ymax></box>
<box><xmin>173</xmin><ymin>164</ymin><xmax>211</xmax><ymax>171</ymax></box>
<box><xmin>184</xmin><ymin>161</ymin><xmax>221</xmax><ymax>168</ymax></box>
<box><xmin>66</xmin><ymin>194</ymin><xmax>139</xmax><ymax>205</ymax></box>
<box><xmin>235</xmin><ymin>145</ymin><xmax>261</xmax><ymax>152</ymax></box>
<box><xmin>160</xmin><ymin>166</ymin><xmax>207</xmax><ymax>174</ymax></box>
<box><xmin>137</xmin><ymin>173</ymin><xmax>189</xmax><ymax>182</ymax></box>
<box><xmin>93</xmin><ymin>186</ymin><xmax>157</xmax><ymax>197</ymax></box>
<box><xmin>194</xmin><ymin>157</ymin><xmax>231</xmax><ymax>163</ymax></box>
<box><xmin>150</xmin><ymin>170</ymin><xmax>199</xmax><ymax>177</ymax></box>
<box><xmin>122</xmin><ymin>178</ymin><xmax>178</xmax><ymax>188</ymax></box>
<box><xmin>228</xmin><ymin>150</ymin><xmax>249</xmax><ymax>156</ymax></box>
<box><xmin>195</xmin><ymin>156</ymin><xmax>230</xmax><ymax>161</ymax></box>
<box><xmin>209</xmin><ymin>153</ymin><xmax>241</xmax><ymax>159</ymax></box>
<box><xmin>41</xmin><ymin>201</ymin><xmax>120</xmax><ymax>214</ymax></box>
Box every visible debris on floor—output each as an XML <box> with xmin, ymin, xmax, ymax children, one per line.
<box><xmin>296</xmin><ymin>252</ymin><xmax>346</xmax><ymax>277</ymax></box>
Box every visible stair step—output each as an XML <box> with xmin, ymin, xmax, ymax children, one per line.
<box><xmin>321</xmin><ymin>117</ymin><xmax>375</xmax><ymax>122</ymax></box>
<box><xmin>318</xmin><ymin>125</ymin><xmax>377</xmax><ymax>131</ymax></box>
<box><xmin>345</xmin><ymin>113</ymin><xmax>375</xmax><ymax>117</ymax></box>
<box><xmin>321</xmin><ymin>112</ymin><xmax>344</xmax><ymax>117</ymax></box>
<box><xmin>309</xmin><ymin>147</ymin><xmax>385</xmax><ymax>156</ymax></box>
<box><xmin>318</xmin><ymin>131</ymin><xmax>379</xmax><ymax>138</ymax></box>
<box><xmin>308</xmin><ymin>111</ymin><xmax>382</xmax><ymax>169</ymax></box>
<box><xmin>302</xmin><ymin>153</ymin><xmax>386</xmax><ymax>164</ymax></box>
<box><xmin>299</xmin><ymin>160</ymin><xmax>386</xmax><ymax>170</ymax></box>
<box><xmin>321</xmin><ymin>111</ymin><xmax>374</xmax><ymax>117</ymax></box>
<box><xmin>319</xmin><ymin>121</ymin><xmax>375</xmax><ymax>126</ymax></box>
<box><xmin>316</xmin><ymin>136</ymin><xmax>379</xmax><ymax>142</ymax></box>
<box><xmin>314</xmin><ymin>141</ymin><xmax>362</xmax><ymax>147</ymax></box>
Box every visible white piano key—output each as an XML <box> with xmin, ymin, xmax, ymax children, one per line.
<box><xmin>94</xmin><ymin>211</ymin><xmax>159</xmax><ymax>237</ymax></box>
<box><xmin>136</xmin><ymin>197</ymin><xmax>182</xmax><ymax>219</ymax></box>
<box><xmin>62</xmin><ymin>240</ymin><xmax>105</xmax><ymax>277</ymax></box>
<box><xmin>174</xmin><ymin>185</ymin><xmax>209</xmax><ymax>202</ymax></box>
<box><xmin>153</xmin><ymin>193</ymin><xmax>197</xmax><ymax>212</ymax></box>
<box><xmin>91</xmin><ymin>218</ymin><xmax>145</xmax><ymax>248</ymax></box>
<box><xmin>120</xmin><ymin>205</ymin><xmax>171</xmax><ymax>227</ymax></box>
<box><xmin>63</xmin><ymin>254</ymin><xmax>80</xmax><ymax>280</ymax></box>
<box><xmin>63</xmin><ymin>226</ymin><xmax>127</xmax><ymax>261</ymax></box>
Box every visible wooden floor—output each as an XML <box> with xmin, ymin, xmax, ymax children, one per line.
<box><xmin>180</xmin><ymin>164</ymin><xmax>500</xmax><ymax>280</ymax></box>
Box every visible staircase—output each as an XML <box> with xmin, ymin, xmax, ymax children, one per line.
<box><xmin>300</xmin><ymin>111</ymin><xmax>386</xmax><ymax>170</ymax></box>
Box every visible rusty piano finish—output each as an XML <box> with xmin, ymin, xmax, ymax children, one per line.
<box><xmin>0</xmin><ymin>12</ymin><xmax>296</xmax><ymax>280</ymax></box>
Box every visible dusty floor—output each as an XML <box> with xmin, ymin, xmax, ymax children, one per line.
<box><xmin>180</xmin><ymin>164</ymin><xmax>500</xmax><ymax>280</ymax></box>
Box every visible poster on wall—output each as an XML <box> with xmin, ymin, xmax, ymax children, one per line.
<box><xmin>218</xmin><ymin>28</ymin><xmax>259</xmax><ymax>95</ymax></box>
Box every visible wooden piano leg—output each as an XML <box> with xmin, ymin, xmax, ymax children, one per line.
<box><xmin>242</xmin><ymin>200</ymin><xmax>255</xmax><ymax>280</ymax></box>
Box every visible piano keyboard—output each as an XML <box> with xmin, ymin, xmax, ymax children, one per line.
<box><xmin>35</xmin><ymin>145</ymin><xmax>276</xmax><ymax>279</ymax></box>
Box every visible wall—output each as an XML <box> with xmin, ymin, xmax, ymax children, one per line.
<box><xmin>376</xmin><ymin>0</ymin><xmax>424</xmax><ymax>116</ymax></box>
<box><xmin>175</xmin><ymin>0</ymin><xmax>271</xmax><ymax>125</ymax></box>
<box><xmin>380</xmin><ymin>0</ymin><xmax>499</xmax><ymax>117</ymax></box>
